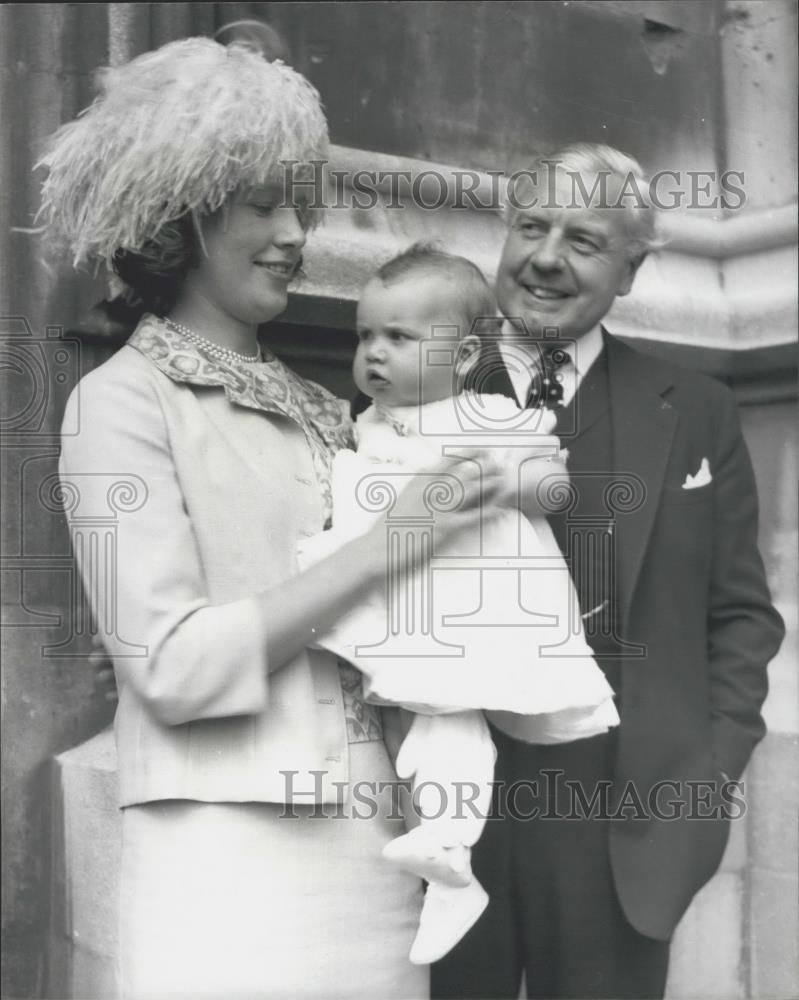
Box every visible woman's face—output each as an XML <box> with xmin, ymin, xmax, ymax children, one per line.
<box><xmin>182</xmin><ymin>185</ymin><xmax>307</xmax><ymax>327</ymax></box>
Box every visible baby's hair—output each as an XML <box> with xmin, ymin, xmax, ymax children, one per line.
<box><xmin>373</xmin><ymin>242</ymin><xmax>499</xmax><ymax>340</ymax></box>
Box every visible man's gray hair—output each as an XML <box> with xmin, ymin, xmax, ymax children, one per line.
<box><xmin>505</xmin><ymin>143</ymin><xmax>662</xmax><ymax>261</ymax></box>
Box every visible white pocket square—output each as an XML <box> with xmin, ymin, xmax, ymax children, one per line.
<box><xmin>682</xmin><ymin>457</ymin><xmax>712</xmax><ymax>489</ymax></box>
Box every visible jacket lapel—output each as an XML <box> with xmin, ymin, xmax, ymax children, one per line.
<box><xmin>127</xmin><ymin>315</ymin><xmax>353</xmax><ymax>522</ymax></box>
<box><xmin>555</xmin><ymin>349</ymin><xmax>610</xmax><ymax>441</ymax></box>
<box><xmin>606</xmin><ymin>334</ymin><xmax>677</xmax><ymax>628</ymax></box>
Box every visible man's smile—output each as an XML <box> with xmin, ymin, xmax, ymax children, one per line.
<box><xmin>520</xmin><ymin>283</ymin><xmax>571</xmax><ymax>301</ymax></box>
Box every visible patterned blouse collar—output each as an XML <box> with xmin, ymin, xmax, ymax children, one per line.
<box><xmin>127</xmin><ymin>314</ymin><xmax>353</xmax><ymax>520</ymax></box>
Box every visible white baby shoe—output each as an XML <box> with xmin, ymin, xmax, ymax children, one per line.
<box><xmin>409</xmin><ymin>879</ymin><xmax>489</xmax><ymax>965</ymax></box>
<box><xmin>382</xmin><ymin>827</ymin><xmax>472</xmax><ymax>887</ymax></box>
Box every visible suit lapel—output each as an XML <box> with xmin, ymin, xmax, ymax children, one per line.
<box><xmin>555</xmin><ymin>350</ymin><xmax>610</xmax><ymax>440</ymax></box>
<box><xmin>605</xmin><ymin>334</ymin><xmax>677</xmax><ymax>628</ymax></box>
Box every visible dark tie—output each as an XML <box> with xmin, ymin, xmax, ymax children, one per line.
<box><xmin>524</xmin><ymin>346</ymin><xmax>569</xmax><ymax>410</ymax></box>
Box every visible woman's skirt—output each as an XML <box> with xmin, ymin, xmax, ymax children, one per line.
<box><xmin>119</xmin><ymin>740</ymin><xmax>427</xmax><ymax>999</ymax></box>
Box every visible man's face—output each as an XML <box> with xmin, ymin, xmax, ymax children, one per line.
<box><xmin>496</xmin><ymin>169</ymin><xmax>641</xmax><ymax>341</ymax></box>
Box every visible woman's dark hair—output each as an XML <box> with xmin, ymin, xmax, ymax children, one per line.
<box><xmin>112</xmin><ymin>212</ymin><xmax>199</xmax><ymax>316</ymax></box>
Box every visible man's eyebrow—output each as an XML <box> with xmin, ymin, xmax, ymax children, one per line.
<box><xmin>564</xmin><ymin>222</ymin><xmax>608</xmax><ymax>240</ymax></box>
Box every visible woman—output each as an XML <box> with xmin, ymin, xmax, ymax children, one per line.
<box><xmin>39</xmin><ymin>37</ymin><xmax>497</xmax><ymax>999</ymax></box>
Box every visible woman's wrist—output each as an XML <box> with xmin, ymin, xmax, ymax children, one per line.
<box><xmin>258</xmin><ymin>527</ymin><xmax>385</xmax><ymax>674</ymax></box>
<box><xmin>344</xmin><ymin>525</ymin><xmax>387</xmax><ymax>593</ymax></box>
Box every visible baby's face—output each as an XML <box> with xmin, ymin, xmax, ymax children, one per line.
<box><xmin>353</xmin><ymin>274</ymin><xmax>467</xmax><ymax>408</ymax></box>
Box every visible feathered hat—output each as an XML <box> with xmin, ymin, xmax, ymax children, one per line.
<box><xmin>35</xmin><ymin>37</ymin><xmax>329</xmax><ymax>268</ymax></box>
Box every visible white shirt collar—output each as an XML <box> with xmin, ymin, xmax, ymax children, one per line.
<box><xmin>567</xmin><ymin>324</ymin><xmax>604</xmax><ymax>377</ymax></box>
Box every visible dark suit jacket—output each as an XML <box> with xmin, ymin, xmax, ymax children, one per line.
<box><xmin>474</xmin><ymin>331</ymin><xmax>784</xmax><ymax>939</ymax></box>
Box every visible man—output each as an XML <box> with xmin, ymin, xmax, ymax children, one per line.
<box><xmin>431</xmin><ymin>144</ymin><xmax>785</xmax><ymax>999</ymax></box>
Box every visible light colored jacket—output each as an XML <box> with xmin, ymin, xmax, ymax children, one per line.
<box><xmin>58</xmin><ymin>318</ymin><xmax>355</xmax><ymax>806</ymax></box>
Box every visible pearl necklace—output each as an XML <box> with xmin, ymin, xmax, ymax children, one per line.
<box><xmin>166</xmin><ymin>319</ymin><xmax>262</xmax><ymax>365</ymax></box>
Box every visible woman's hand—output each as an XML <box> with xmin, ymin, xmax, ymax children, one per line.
<box><xmin>256</xmin><ymin>453</ymin><xmax>507</xmax><ymax>675</ymax></box>
<box><xmin>438</xmin><ymin>441</ymin><xmax>567</xmax><ymax>522</ymax></box>
<box><xmin>364</xmin><ymin>452</ymin><xmax>507</xmax><ymax>556</ymax></box>
<box><xmin>518</xmin><ymin>449</ymin><xmax>570</xmax><ymax>520</ymax></box>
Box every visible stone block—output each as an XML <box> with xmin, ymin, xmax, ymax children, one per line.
<box><xmin>49</xmin><ymin>728</ymin><xmax>121</xmax><ymax>1000</ymax></box>
<box><xmin>665</xmin><ymin>871</ymin><xmax>744</xmax><ymax>999</ymax></box>
<box><xmin>719</xmin><ymin>800</ymin><xmax>748</xmax><ymax>873</ymax></box>
<box><xmin>749</xmin><ymin>867</ymin><xmax>799</xmax><ymax>1000</ymax></box>
<box><xmin>748</xmin><ymin>733</ymin><xmax>799</xmax><ymax>875</ymax></box>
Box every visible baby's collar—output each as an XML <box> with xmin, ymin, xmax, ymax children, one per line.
<box><xmin>368</xmin><ymin>395</ymin><xmax>469</xmax><ymax>436</ymax></box>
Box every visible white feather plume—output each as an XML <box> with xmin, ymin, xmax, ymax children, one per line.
<box><xmin>35</xmin><ymin>37</ymin><xmax>329</xmax><ymax>268</ymax></box>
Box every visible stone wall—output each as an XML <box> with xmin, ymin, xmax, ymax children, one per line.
<box><xmin>2</xmin><ymin>3</ymin><xmax>796</xmax><ymax>997</ymax></box>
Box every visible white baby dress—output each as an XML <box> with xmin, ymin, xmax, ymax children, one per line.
<box><xmin>298</xmin><ymin>393</ymin><xmax>619</xmax><ymax>743</ymax></box>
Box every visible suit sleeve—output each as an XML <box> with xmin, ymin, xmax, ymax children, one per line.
<box><xmin>707</xmin><ymin>386</ymin><xmax>784</xmax><ymax>779</ymax></box>
<box><xmin>58</xmin><ymin>364</ymin><xmax>269</xmax><ymax>726</ymax></box>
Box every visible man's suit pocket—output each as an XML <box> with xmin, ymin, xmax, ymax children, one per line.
<box><xmin>657</xmin><ymin>482</ymin><xmax>714</xmax><ymax>577</ymax></box>
<box><xmin>660</xmin><ymin>482</ymin><xmax>714</xmax><ymax>506</ymax></box>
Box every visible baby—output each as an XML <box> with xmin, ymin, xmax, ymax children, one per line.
<box><xmin>298</xmin><ymin>244</ymin><xmax>619</xmax><ymax>965</ymax></box>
